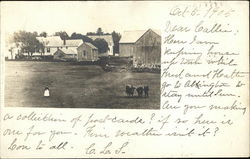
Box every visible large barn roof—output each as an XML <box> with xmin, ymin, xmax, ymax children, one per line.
<box><xmin>120</xmin><ymin>29</ymin><xmax>161</xmax><ymax>44</ymax></box>
<box><xmin>87</xmin><ymin>35</ymin><xmax>114</xmax><ymax>45</ymax></box>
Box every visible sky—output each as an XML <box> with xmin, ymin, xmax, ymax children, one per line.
<box><xmin>1</xmin><ymin>1</ymin><xmax>171</xmax><ymax>37</ymax></box>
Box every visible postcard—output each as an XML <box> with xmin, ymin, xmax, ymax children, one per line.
<box><xmin>0</xmin><ymin>1</ymin><xmax>249</xmax><ymax>158</ymax></box>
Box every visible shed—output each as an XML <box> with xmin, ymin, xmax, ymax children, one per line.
<box><xmin>77</xmin><ymin>42</ymin><xmax>98</xmax><ymax>62</ymax></box>
<box><xmin>54</xmin><ymin>48</ymin><xmax>77</xmax><ymax>61</ymax></box>
<box><xmin>119</xmin><ymin>29</ymin><xmax>161</xmax><ymax>66</ymax></box>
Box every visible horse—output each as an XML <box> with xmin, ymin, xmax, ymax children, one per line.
<box><xmin>125</xmin><ymin>85</ymin><xmax>136</xmax><ymax>97</ymax></box>
<box><xmin>144</xmin><ymin>85</ymin><xmax>149</xmax><ymax>97</ymax></box>
<box><xmin>136</xmin><ymin>86</ymin><xmax>144</xmax><ymax>97</ymax></box>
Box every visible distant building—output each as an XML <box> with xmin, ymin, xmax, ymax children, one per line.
<box><xmin>63</xmin><ymin>39</ymin><xmax>83</xmax><ymax>54</ymax></box>
<box><xmin>7</xmin><ymin>42</ymin><xmax>23</xmax><ymax>59</ymax></box>
<box><xmin>77</xmin><ymin>42</ymin><xmax>98</xmax><ymax>62</ymax></box>
<box><xmin>36</xmin><ymin>37</ymin><xmax>83</xmax><ymax>56</ymax></box>
<box><xmin>54</xmin><ymin>48</ymin><xmax>77</xmax><ymax>61</ymax></box>
<box><xmin>37</xmin><ymin>36</ymin><xmax>63</xmax><ymax>56</ymax></box>
<box><xmin>119</xmin><ymin>29</ymin><xmax>161</xmax><ymax>66</ymax></box>
<box><xmin>87</xmin><ymin>35</ymin><xmax>114</xmax><ymax>56</ymax></box>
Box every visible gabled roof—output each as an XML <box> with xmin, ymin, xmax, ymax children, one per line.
<box><xmin>57</xmin><ymin>48</ymin><xmax>77</xmax><ymax>55</ymax></box>
<box><xmin>85</xmin><ymin>42</ymin><xmax>97</xmax><ymax>49</ymax></box>
<box><xmin>36</xmin><ymin>36</ymin><xmax>63</xmax><ymax>47</ymax></box>
<box><xmin>152</xmin><ymin>30</ymin><xmax>161</xmax><ymax>37</ymax></box>
<box><xmin>120</xmin><ymin>29</ymin><xmax>161</xmax><ymax>44</ymax></box>
<box><xmin>87</xmin><ymin>35</ymin><xmax>114</xmax><ymax>45</ymax></box>
<box><xmin>65</xmin><ymin>39</ymin><xmax>83</xmax><ymax>47</ymax></box>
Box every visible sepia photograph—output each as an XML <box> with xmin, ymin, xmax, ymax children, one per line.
<box><xmin>3</xmin><ymin>1</ymin><xmax>161</xmax><ymax>109</ymax></box>
<box><xmin>1</xmin><ymin>1</ymin><xmax>249</xmax><ymax>158</ymax></box>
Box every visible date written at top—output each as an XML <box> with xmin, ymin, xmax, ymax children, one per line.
<box><xmin>169</xmin><ymin>3</ymin><xmax>235</xmax><ymax>18</ymax></box>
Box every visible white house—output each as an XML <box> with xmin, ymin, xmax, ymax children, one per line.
<box><xmin>36</xmin><ymin>37</ymin><xmax>83</xmax><ymax>57</ymax></box>
<box><xmin>36</xmin><ymin>36</ymin><xmax>63</xmax><ymax>56</ymax></box>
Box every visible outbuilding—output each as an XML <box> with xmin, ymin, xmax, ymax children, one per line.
<box><xmin>119</xmin><ymin>29</ymin><xmax>161</xmax><ymax>66</ymax></box>
<box><xmin>77</xmin><ymin>42</ymin><xmax>98</xmax><ymax>62</ymax></box>
<box><xmin>54</xmin><ymin>48</ymin><xmax>77</xmax><ymax>61</ymax></box>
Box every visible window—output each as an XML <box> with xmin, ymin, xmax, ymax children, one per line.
<box><xmin>47</xmin><ymin>48</ymin><xmax>50</xmax><ymax>53</ymax></box>
<box><xmin>66</xmin><ymin>46</ymin><xmax>68</xmax><ymax>49</ymax></box>
<box><xmin>83</xmin><ymin>50</ymin><xmax>86</xmax><ymax>57</ymax></box>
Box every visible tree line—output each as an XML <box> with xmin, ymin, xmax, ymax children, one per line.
<box><xmin>9</xmin><ymin>27</ymin><xmax>121</xmax><ymax>58</ymax></box>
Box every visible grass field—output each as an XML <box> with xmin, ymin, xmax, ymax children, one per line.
<box><xmin>5</xmin><ymin>61</ymin><xmax>160</xmax><ymax>109</ymax></box>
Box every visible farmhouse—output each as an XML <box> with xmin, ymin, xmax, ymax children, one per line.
<box><xmin>119</xmin><ymin>29</ymin><xmax>161</xmax><ymax>66</ymax></box>
<box><xmin>36</xmin><ymin>37</ymin><xmax>83</xmax><ymax>57</ymax></box>
<box><xmin>37</xmin><ymin>36</ymin><xmax>63</xmax><ymax>56</ymax></box>
<box><xmin>77</xmin><ymin>42</ymin><xmax>98</xmax><ymax>62</ymax></box>
<box><xmin>87</xmin><ymin>35</ymin><xmax>114</xmax><ymax>56</ymax></box>
<box><xmin>54</xmin><ymin>48</ymin><xmax>77</xmax><ymax>61</ymax></box>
